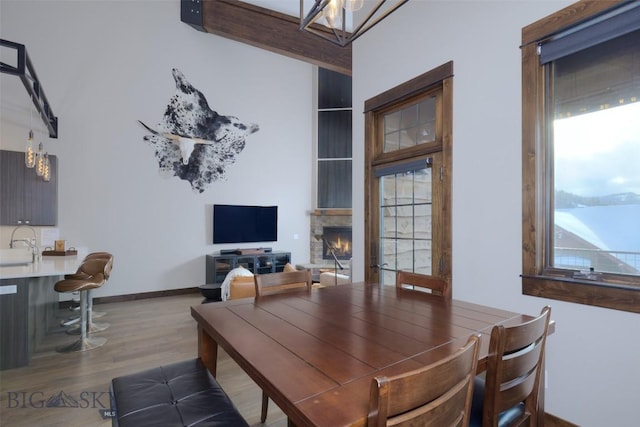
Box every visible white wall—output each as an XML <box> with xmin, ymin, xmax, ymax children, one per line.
<box><xmin>3</xmin><ymin>1</ymin><xmax>639</xmax><ymax>424</ymax></box>
<box><xmin>0</xmin><ymin>0</ymin><xmax>314</xmax><ymax>296</ymax></box>
<box><xmin>352</xmin><ymin>1</ymin><xmax>640</xmax><ymax>426</ymax></box>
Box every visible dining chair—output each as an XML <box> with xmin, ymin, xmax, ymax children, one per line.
<box><xmin>253</xmin><ymin>268</ymin><xmax>313</xmax><ymax>422</ymax></box>
<box><xmin>469</xmin><ymin>305</ymin><xmax>552</xmax><ymax>427</ymax></box>
<box><xmin>254</xmin><ymin>269</ymin><xmax>312</xmax><ymax>296</ymax></box>
<box><xmin>396</xmin><ymin>270</ymin><xmax>451</xmax><ymax>299</ymax></box>
<box><xmin>368</xmin><ymin>334</ymin><xmax>480</xmax><ymax>427</ymax></box>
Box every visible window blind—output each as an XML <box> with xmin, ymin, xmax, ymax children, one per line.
<box><xmin>539</xmin><ymin>1</ymin><xmax>640</xmax><ymax>64</ymax></box>
<box><xmin>374</xmin><ymin>158</ymin><xmax>431</xmax><ymax>178</ymax></box>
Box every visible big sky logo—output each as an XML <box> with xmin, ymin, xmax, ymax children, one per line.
<box><xmin>5</xmin><ymin>390</ymin><xmax>114</xmax><ymax>418</ymax></box>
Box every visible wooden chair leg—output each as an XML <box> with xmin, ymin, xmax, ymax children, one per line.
<box><xmin>261</xmin><ymin>391</ymin><xmax>268</xmax><ymax>423</ymax></box>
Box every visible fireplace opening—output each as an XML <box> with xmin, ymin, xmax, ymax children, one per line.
<box><xmin>322</xmin><ymin>227</ymin><xmax>352</xmax><ymax>260</ymax></box>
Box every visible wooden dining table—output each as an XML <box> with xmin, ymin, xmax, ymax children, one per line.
<box><xmin>191</xmin><ymin>281</ymin><xmax>543</xmax><ymax>427</ymax></box>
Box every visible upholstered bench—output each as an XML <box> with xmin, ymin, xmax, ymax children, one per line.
<box><xmin>110</xmin><ymin>358</ymin><xmax>249</xmax><ymax>427</ymax></box>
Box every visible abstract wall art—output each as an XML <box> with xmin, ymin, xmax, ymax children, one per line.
<box><xmin>139</xmin><ymin>68</ymin><xmax>259</xmax><ymax>193</ymax></box>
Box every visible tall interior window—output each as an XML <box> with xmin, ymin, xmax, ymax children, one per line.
<box><xmin>317</xmin><ymin>68</ymin><xmax>352</xmax><ymax>209</ymax></box>
<box><xmin>521</xmin><ymin>0</ymin><xmax>640</xmax><ymax>313</ymax></box>
<box><xmin>364</xmin><ymin>63</ymin><xmax>452</xmax><ymax>286</ymax></box>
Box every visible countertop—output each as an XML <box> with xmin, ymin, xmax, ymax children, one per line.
<box><xmin>0</xmin><ymin>248</ymin><xmax>87</xmax><ymax>280</ymax></box>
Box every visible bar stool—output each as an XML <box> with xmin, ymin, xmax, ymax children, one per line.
<box><xmin>68</xmin><ymin>253</ymin><xmax>113</xmax><ymax>334</ymax></box>
<box><xmin>55</xmin><ymin>256</ymin><xmax>113</xmax><ymax>352</ymax></box>
<box><xmin>60</xmin><ymin>252</ymin><xmax>112</xmax><ymax>328</ymax></box>
<box><xmin>79</xmin><ymin>252</ymin><xmax>112</xmax><ymax>321</ymax></box>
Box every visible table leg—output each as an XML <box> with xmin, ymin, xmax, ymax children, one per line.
<box><xmin>197</xmin><ymin>324</ymin><xmax>218</xmax><ymax>377</ymax></box>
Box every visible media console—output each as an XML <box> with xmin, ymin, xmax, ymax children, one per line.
<box><xmin>205</xmin><ymin>251</ymin><xmax>291</xmax><ymax>285</ymax></box>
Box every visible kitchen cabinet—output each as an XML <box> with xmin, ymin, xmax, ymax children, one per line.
<box><xmin>0</xmin><ymin>150</ymin><xmax>58</xmax><ymax>226</ymax></box>
<box><xmin>0</xmin><ymin>278</ymin><xmax>28</xmax><ymax>370</ymax></box>
<box><xmin>0</xmin><ymin>252</ymin><xmax>85</xmax><ymax>370</ymax></box>
<box><xmin>0</xmin><ymin>275</ymin><xmax>67</xmax><ymax>370</ymax></box>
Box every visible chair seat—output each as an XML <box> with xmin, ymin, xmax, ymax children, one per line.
<box><xmin>54</xmin><ymin>275</ymin><xmax>105</xmax><ymax>293</ymax></box>
<box><xmin>64</xmin><ymin>272</ymin><xmax>92</xmax><ymax>280</ymax></box>
<box><xmin>469</xmin><ymin>377</ymin><xmax>525</xmax><ymax>427</ymax></box>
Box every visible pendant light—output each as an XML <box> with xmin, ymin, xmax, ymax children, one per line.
<box><xmin>35</xmin><ymin>142</ymin><xmax>45</xmax><ymax>177</ymax></box>
<box><xmin>323</xmin><ymin>0</ymin><xmax>343</xmax><ymax>28</ymax></box>
<box><xmin>300</xmin><ymin>0</ymin><xmax>409</xmax><ymax>47</ymax></box>
<box><xmin>25</xmin><ymin>102</ymin><xmax>36</xmax><ymax>168</ymax></box>
<box><xmin>25</xmin><ymin>130</ymin><xmax>36</xmax><ymax>168</ymax></box>
<box><xmin>344</xmin><ymin>0</ymin><xmax>364</xmax><ymax>12</ymax></box>
<box><xmin>43</xmin><ymin>153</ymin><xmax>51</xmax><ymax>182</ymax></box>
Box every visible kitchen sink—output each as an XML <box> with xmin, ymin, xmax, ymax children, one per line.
<box><xmin>0</xmin><ymin>248</ymin><xmax>33</xmax><ymax>267</ymax></box>
<box><xmin>0</xmin><ymin>261</ymin><xmax>31</xmax><ymax>267</ymax></box>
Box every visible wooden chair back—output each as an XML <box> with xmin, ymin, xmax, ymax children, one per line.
<box><xmin>396</xmin><ymin>270</ymin><xmax>451</xmax><ymax>299</ymax></box>
<box><xmin>254</xmin><ymin>269</ymin><xmax>312</xmax><ymax>297</ymax></box>
<box><xmin>253</xmin><ymin>268</ymin><xmax>313</xmax><ymax>422</ymax></box>
<box><xmin>482</xmin><ymin>305</ymin><xmax>552</xmax><ymax>427</ymax></box>
<box><xmin>368</xmin><ymin>334</ymin><xmax>480</xmax><ymax>427</ymax></box>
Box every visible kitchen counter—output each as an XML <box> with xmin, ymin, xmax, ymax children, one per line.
<box><xmin>0</xmin><ymin>248</ymin><xmax>87</xmax><ymax>279</ymax></box>
<box><xmin>0</xmin><ymin>248</ymin><xmax>88</xmax><ymax>370</ymax></box>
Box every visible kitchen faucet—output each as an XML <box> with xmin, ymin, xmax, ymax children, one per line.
<box><xmin>9</xmin><ymin>225</ymin><xmax>39</xmax><ymax>262</ymax></box>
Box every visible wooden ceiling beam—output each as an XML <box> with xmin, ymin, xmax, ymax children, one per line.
<box><xmin>184</xmin><ymin>0</ymin><xmax>351</xmax><ymax>75</ymax></box>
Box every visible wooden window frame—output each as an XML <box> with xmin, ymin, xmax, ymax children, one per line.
<box><xmin>521</xmin><ymin>0</ymin><xmax>640</xmax><ymax>313</ymax></box>
<box><xmin>364</xmin><ymin>62</ymin><xmax>453</xmax><ymax>285</ymax></box>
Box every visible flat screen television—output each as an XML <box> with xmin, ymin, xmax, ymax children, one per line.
<box><xmin>213</xmin><ymin>204</ymin><xmax>278</xmax><ymax>244</ymax></box>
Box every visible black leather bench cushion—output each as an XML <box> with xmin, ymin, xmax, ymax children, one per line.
<box><xmin>111</xmin><ymin>358</ymin><xmax>249</xmax><ymax>427</ymax></box>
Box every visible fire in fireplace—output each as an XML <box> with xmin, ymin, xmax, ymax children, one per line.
<box><xmin>322</xmin><ymin>227</ymin><xmax>352</xmax><ymax>260</ymax></box>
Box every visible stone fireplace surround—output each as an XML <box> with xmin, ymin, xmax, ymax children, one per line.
<box><xmin>310</xmin><ymin>210</ymin><xmax>352</xmax><ymax>265</ymax></box>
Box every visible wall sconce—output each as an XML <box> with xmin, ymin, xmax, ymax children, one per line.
<box><xmin>300</xmin><ymin>0</ymin><xmax>409</xmax><ymax>47</ymax></box>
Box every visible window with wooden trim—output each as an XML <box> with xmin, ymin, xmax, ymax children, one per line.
<box><xmin>521</xmin><ymin>0</ymin><xmax>640</xmax><ymax>313</ymax></box>
<box><xmin>364</xmin><ymin>62</ymin><xmax>452</xmax><ymax>286</ymax></box>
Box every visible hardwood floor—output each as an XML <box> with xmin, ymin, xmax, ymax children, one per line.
<box><xmin>0</xmin><ymin>293</ymin><xmax>287</xmax><ymax>427</ymax></box>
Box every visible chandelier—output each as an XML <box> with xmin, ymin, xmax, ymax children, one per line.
<box><xmin>300</xmin><ymin>0</ymin><xmax>409</xmax><ymax>47</ymax></box>
<box><xmin>2</xmin><ymin>39</ymin><xmax>55</xmax><ymax>182</ymax></box>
